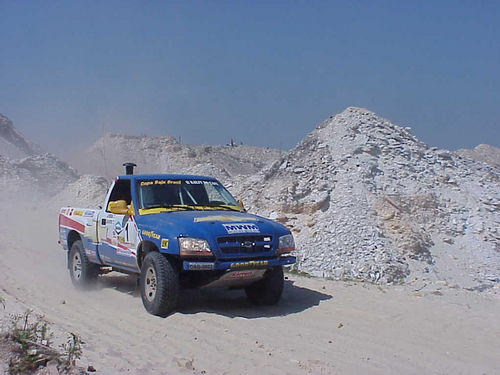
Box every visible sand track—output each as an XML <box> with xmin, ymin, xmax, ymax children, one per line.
<box><xmin>1</xmin><ymin>199</ymin><xmax>499</xmax><ymax>374</ymax></box>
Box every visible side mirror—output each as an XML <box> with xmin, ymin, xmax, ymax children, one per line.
<box><xmin>108</xmin><ymin>200</ymin><xmax>134</xmax><ymax>215</ymax></box>
<box><xmin>237</xmin><ymin>199</ymin><xmax>246</xmax><ymax>211</ymax></box>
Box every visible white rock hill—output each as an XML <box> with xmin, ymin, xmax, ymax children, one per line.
<box><xmin>457</xmin><ymin>144</ymin><xmax>500</xmax><ymax>170</ymax></box>
<box><xmin>0</xmin><ymin>153</ymin><xmax>79</xmax><ymax>196</ymax></box>
<box><xmin>0</xmin><ymin>114</ymin><xmax>78</xmax><ymax>195</ymax></box>
<box><xmin>51</xmin><ymin>174</ymin><xmax>110</xmax><ymax>208</ymax></box>
<box><xmin>235</xmin><ymin>107</ymin><xmax>500</xmax><ymax>287</ymax></box>
<box><xmin>72</xmin><ymin>133</ymin><xmax>282</xmax><ymax>183</ymax></box>
<box><xmin>0</xmin><ymin>114</ymin><xmax>40</xmax><ymax>159</ymax></box>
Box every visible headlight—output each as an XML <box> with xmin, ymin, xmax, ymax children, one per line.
<box><xmin>277</xmin><ymin>234</ymin><xmax>295</xmax><ymax>254</ymax></box>
<box><xmin>178</xmin><ymin>237</ymin><xmax>212</xmax><ymax>257</ymax></box>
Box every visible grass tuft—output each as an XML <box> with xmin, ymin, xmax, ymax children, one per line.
<box><xmin>2</xmin><ymin>309</ymin><xmax>85</xmax><ymax>374</ymax></box>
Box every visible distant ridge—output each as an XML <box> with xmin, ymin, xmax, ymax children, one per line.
<box><xmin>72</xmin><ymin>133</ymin><xmax>282</xmax><ymax>183</ymax></box>
<box><xmin>0</xmin><ymin>114</ymin><xmax>40</xmax><ymax>158</ymax></box>
<box><xmin>0</xmin><ymin>114</ymin><xmax>77</xmax><ymax>194</ymax></box>
<box><xmin>457</xmin><ymin>144</ymin><xmax>500</xmax><ymax>169</ymax></box>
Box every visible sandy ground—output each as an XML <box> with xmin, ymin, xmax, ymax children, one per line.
<box><xmin>1</xmin><ymin>198</ymin><xmax>499</xmax><ymax>375</ymax></box>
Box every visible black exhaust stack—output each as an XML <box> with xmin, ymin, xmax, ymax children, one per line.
<box><xmin>123</xmin><ymin>162</ymin><xmax>137</xmax><ymax>175</ymax></box>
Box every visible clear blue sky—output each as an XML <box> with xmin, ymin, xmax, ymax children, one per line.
<box><xmin>1</xmin><ymin>0</ymin><xmax>499</xmax><ymax>157</ymax></box>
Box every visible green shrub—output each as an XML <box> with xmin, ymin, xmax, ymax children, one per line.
<box><xmin>5</xmin><ymin>310</ymin><xmax>84</xmax><ymax>374</ymax></box>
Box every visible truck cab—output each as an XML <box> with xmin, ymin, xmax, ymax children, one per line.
<box><xmin>58</xmin><ymin>166</ymin><xmax>296</xmax><ymax>316</ymax></box>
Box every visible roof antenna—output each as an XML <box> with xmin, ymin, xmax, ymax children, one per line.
<box><xmin>123</xmin><ymin>162</ymin><xmax>137</xmax><ymax>175</ymax></box>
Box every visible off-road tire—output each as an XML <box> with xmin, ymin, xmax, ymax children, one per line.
<box><xmin>245</xmin><ymin>266</ymin><xmax>284</xmax><ymax>305</ymax></box>
<box><xmin>140</xmin><ymin>252</ymin><xmax>179</xmax><ymax>317</ymax></box>
<box><xmin>69</xmin><ymin>240</ymin><xmax>98</xmax><ymax>288</ymax></box>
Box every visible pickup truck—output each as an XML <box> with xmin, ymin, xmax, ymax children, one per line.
<box><xmin>58</xmin><ymin>163</ymin><xmax>296</xmax><ymax>316</ymax></box>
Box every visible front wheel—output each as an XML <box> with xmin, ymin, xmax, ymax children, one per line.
<box><xmin>69</xmin><ymin>240</ymin><xmax>98</xmax><ymax>288</ymax></box>
<box><xmin>245</xmin><ymin>266</ymin><xmax>284</xmax><ymax>305</ymax></box>
<box><xmin>140</xmin><ymin>252</ymin><xmax>179</xmax><ymax>317</ymax></box>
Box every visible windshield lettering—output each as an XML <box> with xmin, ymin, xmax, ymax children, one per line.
<box><xmin>137</xmin><ymin>178</ymin><xmax>240</xmax><ymax>214</ymax></box>
<box><xmin>185</xmin><ymin>180</ymin><xmax>219</xmax><ymax>186</ymax></box>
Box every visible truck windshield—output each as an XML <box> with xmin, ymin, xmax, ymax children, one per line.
<box><xmin>137</xmin><ymin>179</ymin><xmax>241</xmax><ymax>214</ymax></box>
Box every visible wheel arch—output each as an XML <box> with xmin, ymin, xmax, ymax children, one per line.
<box><xmin>137</xmin><ymin>241</ymin><xmax>180</xmax><ymax>270</ymax></box>
<box><xmin>137</xmin><ymin>240</ymin><xmax>159</xmax><ymax>269</ymax></box>
<box><xmin>67</xmin><ymin>230</ymin><xmax>82</xmax><ymax>251</ymax></box>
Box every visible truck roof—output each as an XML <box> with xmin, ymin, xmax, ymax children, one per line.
<box><xmin>116</xmin><ymin>174</ymin><xmax>219</xmax><ymax>181</ymax></box>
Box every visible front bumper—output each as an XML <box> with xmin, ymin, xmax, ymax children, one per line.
<box><xmin>182</xmin><ymin>256</ymin><xmax>296</xmax><ymax>271</ymax></box>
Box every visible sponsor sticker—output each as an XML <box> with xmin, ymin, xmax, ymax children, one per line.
<box><xmin>185</xmin><ymin>180</ymin><xmax>219</xmax><ymax>186</ymax></box>
<box><xmin>140</xmin><ymin>179</ymin><xmax>180</xmax><ymax>186</ymax></box>
<box><xmin>73</xmin><ymin>210</ymin><xmax>83</xmax><ymax>216</ymax></box>
<box><xmin>161</xmin><ymin>238</ymin><xmax>169</xmax><ymax>249</ymax></box>
<box><xmin>83</xmin><ymin>210</ymin><xmax>94</xmax><ymax>217</ymax></box>
<box><xmin>230</xmin><ymin>260</ymin><xmax>268</xmax><ymax>269</ymax></box>
<box><xmin>229</xmin><ymin>271</ymin><xmax>256</xmax><ymax>279</ymax></box>
<box><xmin>194</xmin><ymin>215</ymin><xmax>257</xmax><ymax>223</ymax></box>
<box><xmin>223</xmin><ymin>223</ymin><xmax>260</xmax><ymax>234</ymax></box>
<box><xmin>142</xmin><ymin>229</ymin><xmax>161</xmax><ymax>240</ymax></box>
<box><xmin>114</xmin><ymin>221</ymin><xmax>123</xmax><ymax>233</ymax></box>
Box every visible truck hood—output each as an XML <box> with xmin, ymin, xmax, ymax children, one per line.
<box><xmin>136</xmin><ymin>210</ymin><xmax>289</xmax><ymax>238</ymax></box>
<box><xmin>134</xmin><ymin>210</ymin><xmax>291</xmax><ymax>258</ymax></box>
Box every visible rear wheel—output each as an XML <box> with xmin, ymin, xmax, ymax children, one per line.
<box><xmin>245</xmin><ymin>266</ymin><xmax>284</xmax><ymax>305</ymax></box>
<box><xmin>140</xmin><ymin>252</ymin><xmax>179</xmax><ymax>317</ymax></box>
<box><xmin>69</xmin><ymin>240</ymin><xmax>98</xmax><ymax>288</ymax></box>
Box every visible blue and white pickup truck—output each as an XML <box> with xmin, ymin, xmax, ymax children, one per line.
<box><xmin>58</xmin><ymin>163</ymin><xmax>296</xmax><ymax>316</ymax></box>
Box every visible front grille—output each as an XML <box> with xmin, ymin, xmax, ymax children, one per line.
<box><xmin>217</xmin><ymin>235</ymin><xmax>273</xmax><ymax>254</ymax></box>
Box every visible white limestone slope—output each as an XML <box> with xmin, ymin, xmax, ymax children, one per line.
<box><xmin>72</xmin><ymin>133</ymin><xmax>282</xmax><ymax>184</ymax></box>
<box><xmin>237</xmin><ymin>107</ymin><xmax>500</xmax><ymax>287</ymax></box>
<box><xmin>457</xmin><ymin>143</ymin><xmax>500</xmax><ymax>169</ymax></box>
<box><xmin>0</xmin><ymin>114</ymin><xmax>78</xmax><ymax>196</ymax></box>
<box><xmin>51</xmin><ymin>174</ymin><xmax>110</xmax><ymax>208</ymax></box>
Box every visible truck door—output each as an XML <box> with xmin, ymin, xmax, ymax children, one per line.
<box><xmin>97</xmin><ymin>179</ymin><xmax>139</xmax><ymax>271</ymax></box>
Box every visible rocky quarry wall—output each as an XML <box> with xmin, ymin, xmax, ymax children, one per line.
<box><xmin>234</xmin><ymin>107</ymin><xmax>500</xmax><ymax>288</ymax></box>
